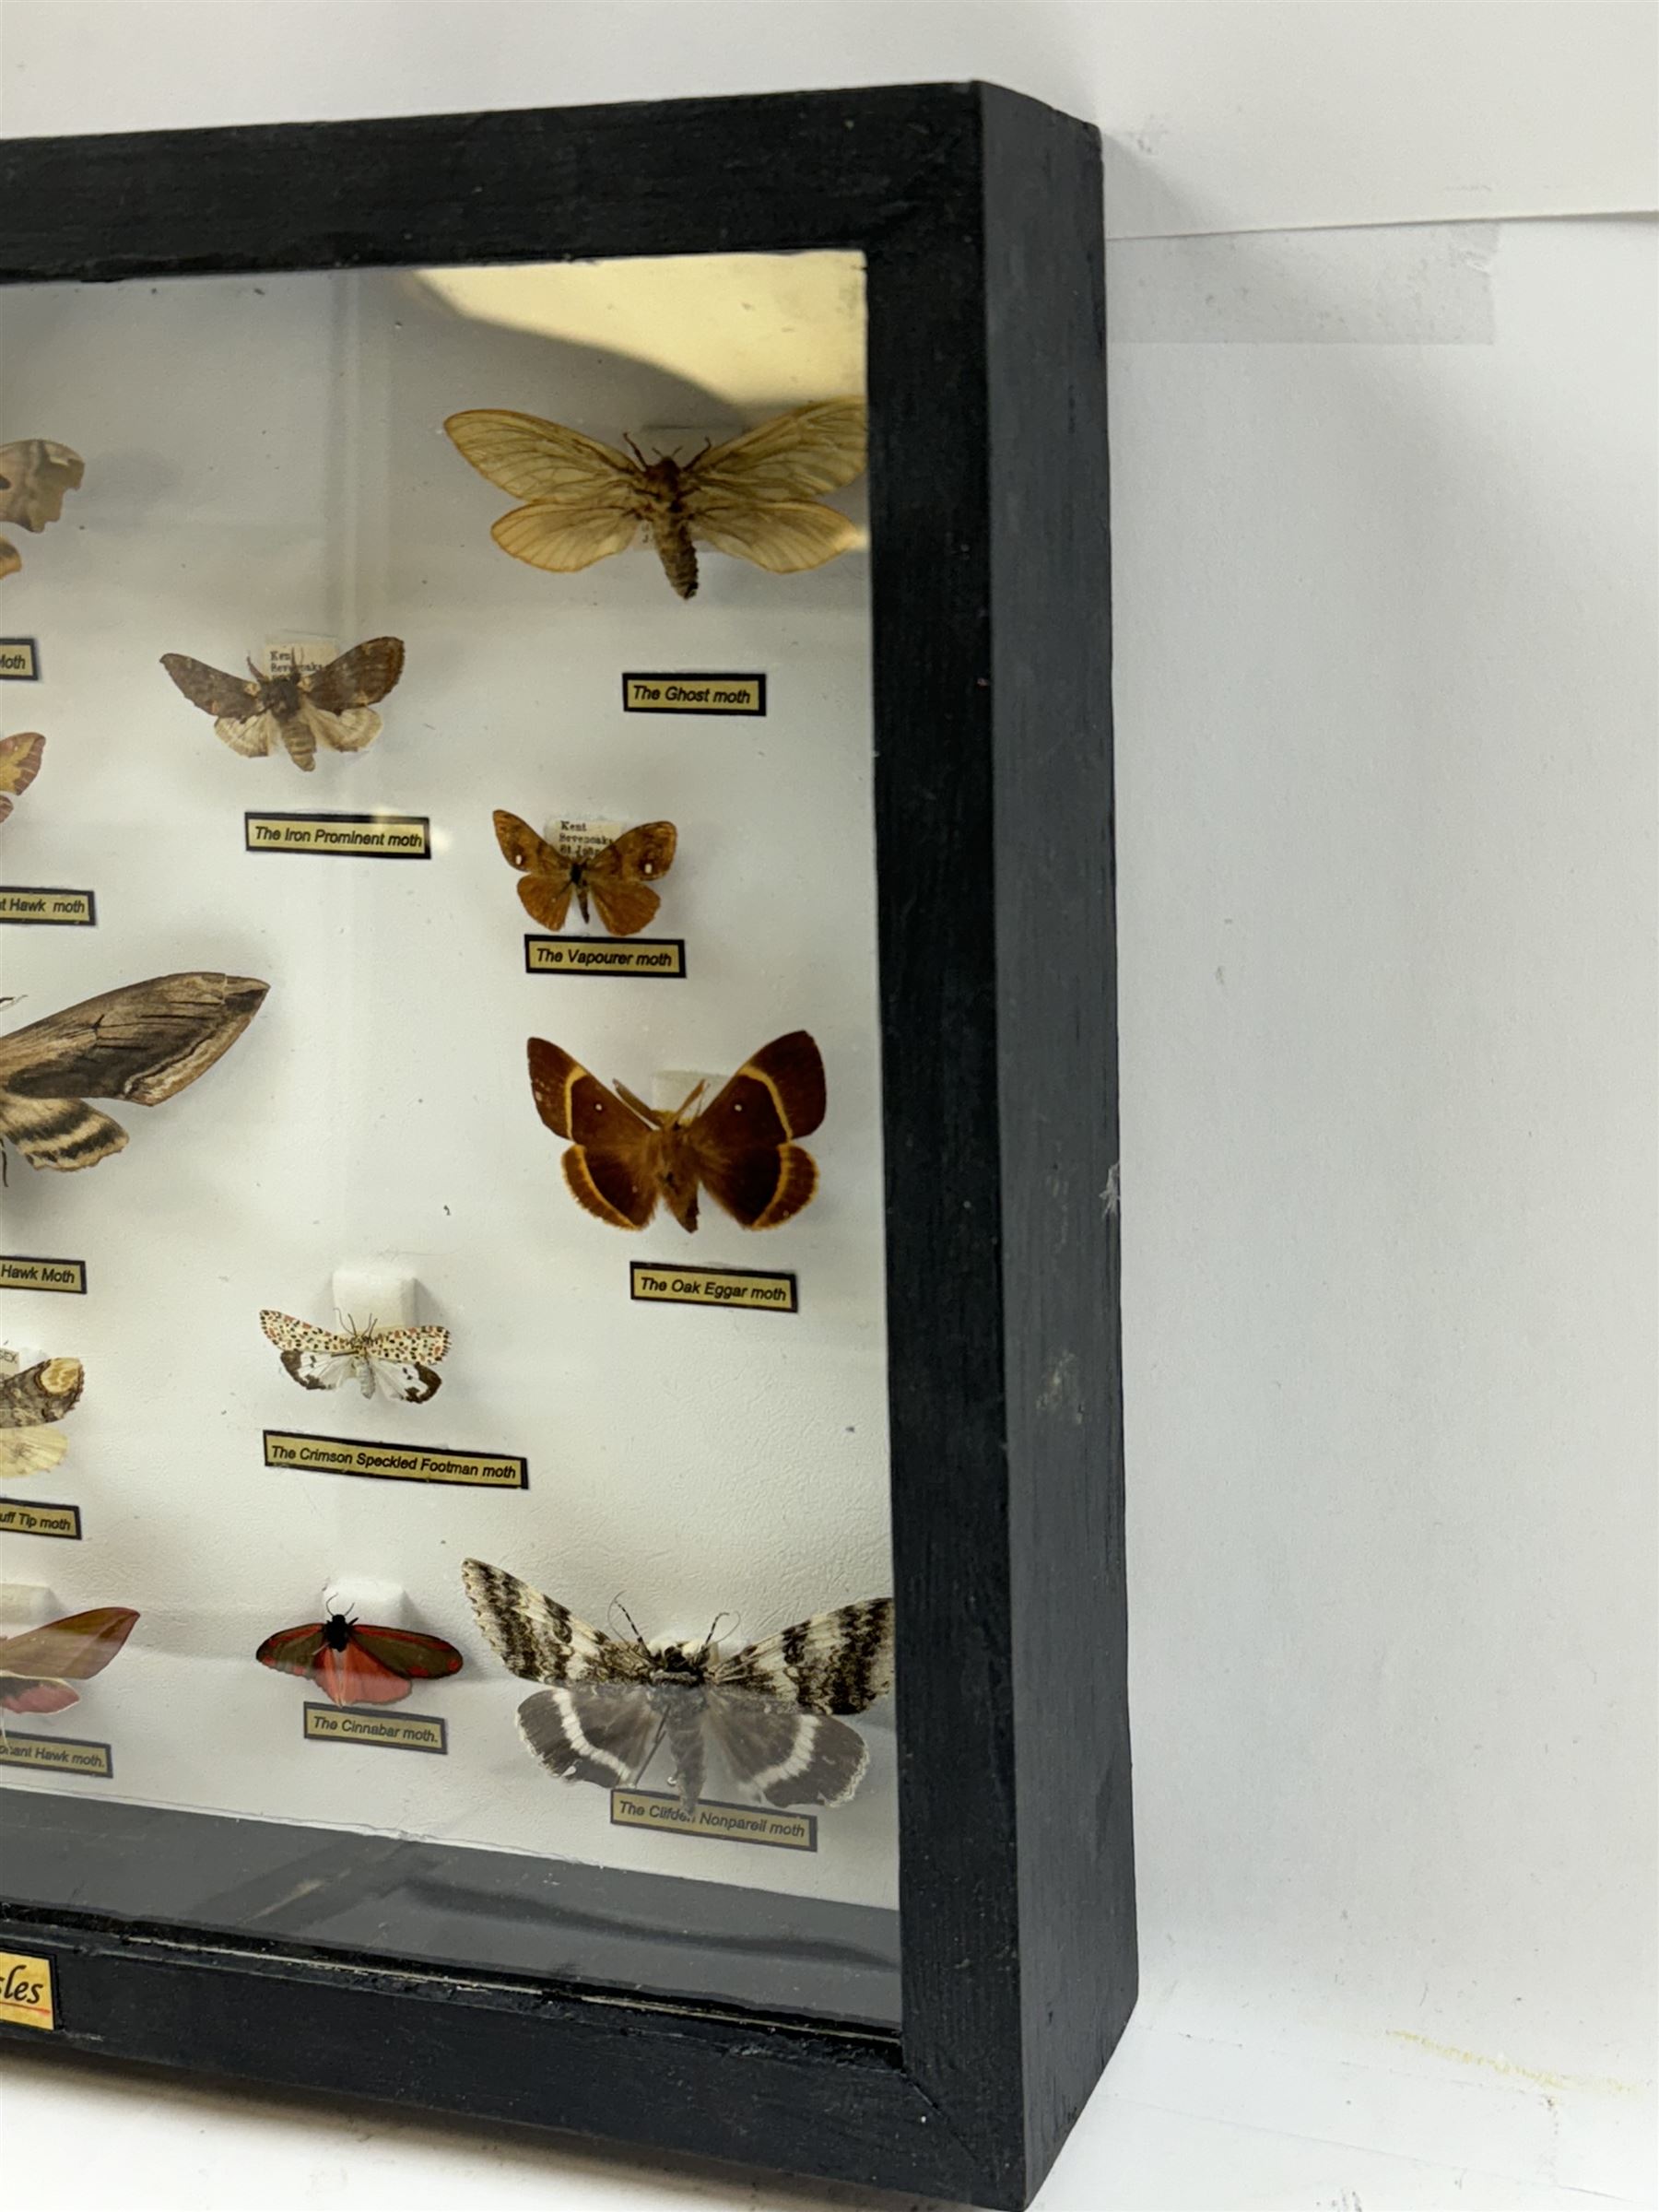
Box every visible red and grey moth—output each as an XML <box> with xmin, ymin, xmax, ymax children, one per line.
<box><xmin>256</xmin><ymin>1611</ymin><xmax>464</xmax><ymax>1708</ymax></box>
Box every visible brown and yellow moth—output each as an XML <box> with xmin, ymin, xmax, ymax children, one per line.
<box><xmin>493</xmin><ymin>811</ymin><xmax>677</xmax><ymax>938</ymax></box>
<box><xmin>0</xmin><ymin>440</ymin><xmax>84</xmax><ymax>582</ymax></box>
<box><xmin>0</xmin><ymin>1347</ymin><xmax>84</xmax><ymax>1479</ymax></box>
<box><xmin>444</xmin><ymin>397</ymin><xmax>865</xmax><ymax>600</ymax></box>
<box><xmin>0</xmin><ymin>733</ymin><xmax>44</xmax><ymax>828</ymax></box>
<box><xmin>528</xmin><ymin>1030</ymin><xmax>825</xmax><ymax>1231</ymax></box>
<box><xmin>0</xmin><ymin>971</ymin><xmax>269</xmax><ymax>1173</ymax></box>
<box><xmin>160</xmin><ymin>638</ymin><xmax>406</xmax><ymax>771</ymax></box>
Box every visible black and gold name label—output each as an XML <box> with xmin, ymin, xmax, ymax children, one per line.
<box><xmin>302</xmin><ymin>1702</ymin><xmax>446</xmax><ymax>1754</ymax></box>
<box><xmin>621</xmin><ymin>673</ymin><xmax>765</xmax><ymax>716</ymax></box>
<box><xmin>610</xmin><ymin>1789</ymin><xmax>816</xmax><ymax>1852</ymax></box>
<box><xmin>0</xmin><ymin>1732</ymin><xmax>112</xmax><ymax>1780</ymax></box>
<box><xmin>0</xmin><ymin>639</ymin><xmax>40</xmax><ymax>681</ymax></box>
<box><xmin>629</xmin><ymin>1263</ymin><xmax>798</xmax><ymax>1314</ymax></box>
<box><xmin>0</xmin><ymin>1951</ymin><xmax>56</xmax><ymax>2031</ymax></box>
<box><xmin>525</xmin><ymin>935</ymin><xmax>686</xmax><ymax>978</ymax></box>
<box><xmin>0</xmin><ymin>1499</ymin><xmax>81</xmax><ymax>1541</ymax></box>
<box><xmin>264</xmin><ymin>1430</ymin><xmax>528</xmax><ymax>1489</ymax></box>
<box><xmin>0</xmin><ymin>887</ymin><xmax>97</xmax><ymax>926</ymax></box>
<box><xmin>244</xmin><ymin>811</ymin><xmax>431</xmax><ymax>859</ymax></box>
<box><xmin>0</xmin><ymin>1254</ymin><xmax>87</xmax><ymax>1294</ymax></box>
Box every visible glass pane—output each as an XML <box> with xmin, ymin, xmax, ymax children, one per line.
<box><xmin>0</xmin><ymin>251</ymin><xmax>896</xmax><ymax>2028</ymax></box>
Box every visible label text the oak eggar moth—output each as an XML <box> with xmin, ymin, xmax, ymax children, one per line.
<box><xmin>244</xmin><ymin>811</ymin><xmax>430</xmax><ymax>859</ymax></box>
<box><xmin>0</xmin><ymin>1732</ymin><xmax>112</xmax><ymax>1779</ymax></box>
<box><xmin>264</xmin><ymin>1430</ymin><xmax>528</xmax><ymax>1489</ymax></box>
<box><xmin>302</xmin><ymin>1702</ymin><xmax>446</xmax><ymax>1754</ymax></box>
<box><xmin>0</xmin><ymin>888</ymin><xmax>95</xmax><ymax>926</ymax></box>
<box><xmin>629</xmin><ymin>1263</ymin><xmax>797</xmax><ymax>1313</ymax></box>
<box><xmin>0</xmin><ymin>1255</ymin><xmax>87</xmax><ymax>1294</ymax></box>
<box><xmin>621</xmin><ymin>673</ymin><xmax>765</xmax><ymax>716</ymax></box>
<box><xmin>0</xmin><ymin>1499</ymin><xmax>81</xmax><ymax>1541</ymax></box>
<box><xmin>0</xmin><ymin>1951</ymin><xmax>55</xmax><ymax>2031</ymax></box>
<box><xmin>610</xmin><ymin>1789</ymin><xmax>817</xmax><ymax>1852</ymax></box>
<box><xmin>525</xmin><ymin>935</ymin><xmax>686</xmax><ymax>978</ymax></box>
<box><xmin>0</xmin><ymin>639</ymin><xmax>40</xmax><ymax>680</ymax></box>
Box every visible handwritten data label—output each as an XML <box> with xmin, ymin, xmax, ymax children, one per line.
<box><xmin>629</xmin><ymin>1263</ymin><xmax>798</xmax><ymax>1314</ymax></box>
<box><xmin>0</xmin><ymin>1255</ymin><xmax>87</xmax><ymax>1295</ymax></box>
<box><xmin>610</xmin><ymin>1789</ymin><xmax>816</xmax><ymax>1852</ymax></box>
<box><xmin>264</xmin><ymin>1430</ymin><xmax>528</xmax><ymax>1489</ymax></box>
<box><xmin>0</xmin><ymin>887</ymin><xmax>96</xmax><ymax>926</ymax></box>
<box><xmin>621</xmin><ymin>673</ymin><xmax>765</xmax><ymax>716</ymax></box>
<box><xmin>245</xmin><ymin>811</ymin><xmax>431</xmax><ymax>859</ymax></box>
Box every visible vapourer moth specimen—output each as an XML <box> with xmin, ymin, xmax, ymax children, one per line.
<box><xmin>493</xmin><ymin>811</ymin><xmax>677</xmax><ymax>938</ymax></box>
<box><xmin>528</xmin><ymin>1030</ymin><xmax>825</xmax><ymax>1231</ymax></box>
<box><xmin>160</xmin><ymin>638</ymin><xmax>406</xmax><ymax>771</ymax></box>
<box><xmin>0</xmin><ymin>1606</ymin><xmax>137</xmax><ymax>1716</ymax></box>
<box><xmin>0</xmin><ymin>441</ymin><xmax>84</xmax><ymax>584</ymax></box>
<box><xmin>0</xmin><ymin>1347</ymin><xmax>84</xmax><ymax>1479</ymax></box>
<box><xmin>256</xmin><ymin>1609</ymin><xmax>464</xmax><ymax>1708</ymax></box>
<box><xmin>0</xmin><ymin>734</ymin><xmax>44</xmax><ymax>828</ymax></box>
<box><xmin>464</xmin><ymin>1560</ymin><xmax>892</xmax><ymax>1812</ymax></box>
<box><xmin>259</xmin><ymin>1312</ymin><xmax>450</xmax><ymax>1404</ymax></box>
<box><xmin>0</xmin><ymin>971</ymin><xmax>269</xmax><ymax>1173</ymax></box>
<box><xmin>445</xmin><ymin>398</ymin><xmax>865</xmax><ymax>601</ymax></box>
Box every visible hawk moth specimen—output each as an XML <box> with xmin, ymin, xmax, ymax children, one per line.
<box><xmin>0</xmin><ymin>733</ymin><xmax>45</xmax><ymax>828</ymax></box>
<box><xmin>0</xmin><ymin>971</ymin><xmax>269</xmax><ymax>1173</ymax></box>
<box><xmin>527</xmin><ymin>1030</ymin><xmax>825</xmax><ymax>1230</ymax></box>
<box><xmin>493</xmin><ymin>811</ymin><xmax>677</xmax><ymax>939</ymax></box>
<box><xmin>160</xmin><ymin>637</ymin><xmax>406</xmax><ymax>771</ymax></box>
<box><xmin>464</xmin><ymin>1560</ymin><xmax>893</xmax><ymax>1812</ymax></box>
<box><xmin>0</xmin><ymin>1347</ymin><xmax>84</xmax><ymax>1479</ymax></box>
<box><xmin>444</xmin><ymin>397</ymin><xmax>865</xmax><ymax>600</ymax></box>
<box><xmin>257</xmin><ymin>1607</ymin><xmax>464</xmax><ymax>1709</ymax></box>
<box><xmin>259</xmin><ymin>1311</ymin><xmax>450</xmax><ymax>1405</ymax></box>
<box><xmin>0</xmin><ymin>1606</ymin><xmax>138</xmax><ymax>1716</ymax></box>
<box><xmin>0</xmin><ymin>439</ymin><xmax>84</xmax><ymax>583</ymax></box>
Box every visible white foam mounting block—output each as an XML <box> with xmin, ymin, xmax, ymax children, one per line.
<box><xmin>0</xmin><ymin>1583</ymin><xmax>59</xmax><ymax>1630</ymax></box>
<box><xmin>330</xmin><ymin>1265</ymin><xmax>418</xmax><ymax>1331</ymax></box>
<box><xmin>322</xmin><ymin>1578</ymin><xmax>410</xmax><ymax>1630</ymax></box>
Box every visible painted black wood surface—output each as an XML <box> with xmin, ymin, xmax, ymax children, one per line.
<box><xmin>0</xmin><ymin>81</ymin><xmax>1133</xmax><ymax>2209</ymax></box>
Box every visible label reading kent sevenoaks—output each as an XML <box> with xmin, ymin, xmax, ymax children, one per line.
<box><xmin>629</xmin><ymin>1263</ymin><xmax>798</xmax><ymax>1314</ymax></box>
<box><xmin>0</xmin><ymin>887</ymin><xmax>96</xmax><ymax>926</ymax></box>
<box><xmin>0</xmin><ymin>1732</ymin><xmax>112</xmax><ymax>1780</ymax></box>
<box><xmin>244</xmin><ymin>811</ymin><xmax>431</xmax><ymax>859</ymax></box>
<box><xmin>525</xmin><ymin>935</ymin><xmax>686</xmax><ymax>978</ymax></box>
<box><xmin>610</xmin><ymin>1789</ymin><xmax>816</xmax><ymax>1852</ymax></box>
<box><xmin>302</xmin><ymin>1702</ymin><xmax>446</xmax><ymax>1754</ymax></box>
<box><xmin>0</xmin><ymin>1951</ymin><xmax>56</xmax><ymax>2031</ymax></box>
<box><xmin>264</xmin><ymin>1430</ymin><xmax>528</xmax><ymax>1489</ymax></box>
<box><xmin>0</xmin><ymin>1255</ymin><xmax>87</xmax><ymax>1294</ymax></box>
<box><xmin>0</xmin><ymin>1499</ymin><xmax>82</xmax><ymax>1541</ymax></box>
<box><xmin>0</xmin><ymin>639</ymin><xmax>40</xmax><ymax>680</ymax></box>
<box><xmin>621</xmin><ymin>673</ymin><xmax>765</xmax><ymax>716</ymax></box>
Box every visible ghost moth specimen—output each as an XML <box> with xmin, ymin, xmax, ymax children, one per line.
<box><xmin>160</xmin><ymin>638</ymin><xmax>406</xmax><ymax>771</ymax></box>
<box><xmin>0</xmin><ymin>439</ymin><xmax>84</xmax><ymax>583</ymax></box>
<box><xmin>0</xmin><ymin>1606</ymin><xmax>138</xmax><ymax>1716</ymax></box>
<box><xmin>464</xmin><ymin>1560</ymin><xmax>892</xmax><ymax>1812</ymax></box>
<box><xmin>0</xmin><ymin>1347</ymin><xmax>84</xmax><ymax>1479</ymax></box>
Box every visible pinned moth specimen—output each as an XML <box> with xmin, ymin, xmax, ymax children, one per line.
<box><xmin>259</xmin><ymin>1311</ymin><xmax>450</xmax><ymax>1405</ymax></box>
<box><xmin>160</xmin><ymin>637</ymin><xmax>406</xmax><ymax>771</ymax></box>
<box><xmin>0</xmin><ymin>1606</ymin><xmax>138</xmax><ymax>1716</ymax></box>
<box><xmin>0</xmin><ymin>1347</ymin><xmax>85</xmax><ymax>1479</ymax></box>
<box><xmin>528</xmin><ymin>1030</ymin><xmax>825</xmax><ymax>1231</ymax></box>
<box><xmin>0</xmin><ymin>733</ymin><xmax>44</xmax><ymax>828</ymax></box>
<box><xmin>445</xmin><ymin>397</ymin><xmax>865</xmax><ymax>601</ymax></box>
<box><xmin>493</xmin><ymin>811</ymin><xmax>677</xmax><ymax>938</ymax></box>
<box><xmin>465</xmin><ymin>1561</ymin><xmax>892</xmax><ymax>1813</ymax></box>
<box><xmin>257</xmin><ymin>1608</ymin><xmax>464</xmax><ymax>1708</ymax></box>
<box><xmin>0</xmin><ymin>971</ymin><xmax>269</xmax><ymax>1174</ymax></box>
<box><xmin>0</xmin><ymin>440</ymin><xmax>85</xmax><ymax>583</ymax></box>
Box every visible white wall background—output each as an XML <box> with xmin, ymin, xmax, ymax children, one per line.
<box><xmin>1</xmin><ymin>6</ymin><xmax>1653</xmax><ymax>2209</ymax></box>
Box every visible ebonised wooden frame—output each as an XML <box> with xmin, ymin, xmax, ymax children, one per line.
<box><xmin>0</xmin><ymin>82</ymin><xmax>1133</xmax><ymax>2209</ymax></box>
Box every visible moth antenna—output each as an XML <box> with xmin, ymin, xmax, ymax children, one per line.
<box><xmin>245</xmin><ymin>657</ymin><xmax>265</xmax><ymax>681</ymax></box>
<box><xmin>698</xmin><ymin>1610</ymin><xmax>736</xmax><ymax>1660</ymax></box>
<box><xmin>675</xmin><ymin>1081</ymin><xmax>707</xmax><ymax>1122</ymax></box>
<box><xmin>623</xmin><ymin>433</ymin><xmax>648</xmax><ymax>467</ymax></box>
<box><xmin>693</xmin><ymin>436</ymin><xmax>713</xmax><ymax>463</ymax></box>
<box><xmin>610</xmin><ymin>1595</ymin><xmax>647</xmax><ymax>1650</ymax></box>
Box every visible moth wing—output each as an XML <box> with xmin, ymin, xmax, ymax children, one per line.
<box><xmin>494</xmin><ymin>811</ymin><xmax>575</xmax><ymax>934</ymax></box>
<box><xmin>526</xmin><ymin>1038</ymin><xmax>660</xmax><ymax>1229</ymax></box>
<box><xmin>0</xmin><ymin>1093</ymin><xmax>128</xmax><ymax>1172</ymax></box>
<box><xmin>712</xmin><ymin>1597</ymin><xmax>894</xmax><ymax>1714</ymax></box>
<box><xmin>0</xmin><ymin>1606</ymin><xmax>138</xmax><ymax>1684</ymax></box>
<box><xmin>161</xmin><ymin>653</ymin><xmax>266</xmax><ymax>721</ymax></box>
<box><xmin>0</xmin><ymin>1676</ymin><xmax>81</xmax><ymax>1715</ymax></box>
<box><xmin>583</xmin><ymin>821</ymin><xmax>677</xmax><ymax>938</ymax></box>
<box><xmin>300</xmin><ymin>638</ymin><xmax>405</xmax><ymax>712</ymax></box>
<box><xmin>0</xmin><ymin>536</ymin><xmax>21</xmax><ymax>582</ymax></box>
<box><xmin>517</xmin><ymin>1683</ymin><xmax>657</xmax><ymax>1790</ymax></box>
<box><xmin>348</xmin><ymin>1625</ymin><xmax>464</xmax><ymax>1682</ymax></box>
<box><xmin>0</xmin><ymin>972</ymin><xmax>270</xmax><ymax>1108</ymax></box>
<box><xmin>0</xmin><ymin>1430</ymin><xmax>68</xmax><ymax>1478</ymax></box>
<box><xmin>364</xmin><ymin>1325</ymin><xmax>450</xmax><ymax>1364</ymax></box>
<box><xmin>313</xmin><ymin>1636</ymin><xmax>413</xmax><ymax>1708</ymax></box>
<box><xmin>443</xmin><ymin>409</ymin><xmax>639</xmax><ymax>498</ymax></box>
<box><xmin>279</xmin><ymin>1350</ymin><xmax>356</xmax><ymax>1393</ymax></box>
<box><xmin>687</xmin><ymin>1030</ymin><xmax>827</xmax><ymax>1230</ymax></box>
<box><xmin>688</xmin><ymin>399</ymin><xmax>866</xmax><ymax>501</ymax></box>
<box><xmin>297</xmin><ymin>703</ymin><xmax>381</xmax><ymax>759</ymax></box>
<box><xmin>0</xmin><ymin>439</ymin><xmax>85</xmax><ymax>531</ymax></box>
<box><xmin>704</xmin><ymin>1691</ymin><xmax>871</xmax><ymax>1810</ymax></box>
<box><xmin>689</xmin><ymin>499</ymin><xmax>860</xmax><ymax>576</ymax></box>
<box><xmin>255</xmin><ymin>1622</ymin><xmax>328</xmax><ymax>1678</ymax></box>
<box><xmin>462</xmin><ymin>1559</ymin><xmax>645</xmax><ymax>1687</ymax></box>
<box><xmin>0</xmin><ymin>1356</ymin><xmax>84</xmax><ymax>1429</ymax></box>
<box><xmin>367</xmin><ymin>1359</ymin><xmax>443</xmax><ymax>1404</ymax></box>
<box><xmin>0</xmin><ymin>732</ymin><xmax>44</xmax><ymax>800</ymax></box>
<box><xmin>491</xmin><ymin>501</ymin><xmax>641</xmax><ymax>576</ymax></box>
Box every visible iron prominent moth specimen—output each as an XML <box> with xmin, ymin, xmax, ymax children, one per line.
<box><xmin>259</xmin><ymin>1311</ymin><xmax>451</xmax><ymax>1404</ymax></box>
<box><xmin>493</xmin><ymin>811</ymin><xmax>677</xmax><ymax>938</ymax></box>
<box><xmin>0</xmin><ymin>733</ymin><xmax>45</xmax><ymax>828</ymax></box>
<box><xmin>0</xmin><ymin>1606</ymin><xmax>138</xmax><ymax>1717</ymax></box>
<box><xmin>257</xmin><ymin>1607</ymin><xmax>464</xmax><ymax>1709</ymax></box>
<box><xmin>0</xmin><ymin>439</ymin><xmax>84</xmax><ymax>583</ymax></box>
<box><xmin>445</xmin><ymin>397</ymin><xmax>865</xmax><ymax>600</ymax></box>
<box><xmin>0</xmin><ymin>971</ymin><xmax>268</xmax><ymax>1173</ymax></box>
<box><xmin>160</xmin><ymin>638</ymin><xmax>406</xmax><ymax>771</ymax></box>
<box><xmin>0</xmin><ymin>1347</ymin><xmax>84</xmax><ymax>1479</ymax></box>
<box><xmin>465</xmin><ymin>1561</ymin><xmax>892</xmax><ymax>1812</ymax></box>
<box><xmin>528</xmin><ymin>1030</ymin><xmax>825</xmax><ymax>1230</ymax></box>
